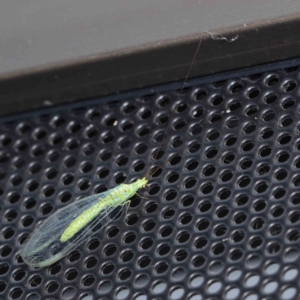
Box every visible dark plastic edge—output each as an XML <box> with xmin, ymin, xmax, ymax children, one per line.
<box><xmin>0</xmin><ymin>13</ymin><xmax>300</xmax><ymax>116</ymax></box>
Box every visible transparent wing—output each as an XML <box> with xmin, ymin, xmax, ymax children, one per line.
<box><xmin>19</xmin><ymin>188</ymin><xmax>125</xmax><ymax>267</ymax></box>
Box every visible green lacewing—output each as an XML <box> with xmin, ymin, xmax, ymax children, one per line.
<box><xmin>20</xmin><ymin>178</ymin><xmax>147</xmax><ymax>267</ymax></box>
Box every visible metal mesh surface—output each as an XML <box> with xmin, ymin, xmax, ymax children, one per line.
<box><xmin>1</xmin><ymin>64</ymin><xmax>300</xmax><ymax>300</ymax></box>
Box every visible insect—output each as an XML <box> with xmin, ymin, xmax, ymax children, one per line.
<box><xmin>19</xmin><ymin>178</ymin><xmax>148</xmax><ymax>267</ymax></box>
<box><xmin>19</xmin><ymin>39</ymin><xmax>202</xmax><ymax>268</ymax></box>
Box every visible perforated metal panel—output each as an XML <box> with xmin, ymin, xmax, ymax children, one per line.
<box><xmin>1</xmin><ymin>64</ymin><xmax>300</xmax><ymax>300</ymax></box>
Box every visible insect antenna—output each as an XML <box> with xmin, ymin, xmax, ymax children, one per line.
<box><xmin>145</xmin><ymin>37</ymin><xmax>203</xmax><ymax>181</ymax></box>
<box><xmin>148</xmin><ymin>132</ymin><xmax>203</xmax><ymax>179</ymax></box>
<box><xmin>149</xmin><ymin>159</ymin><xmax>170</xmax><ymax>178</ymax></box>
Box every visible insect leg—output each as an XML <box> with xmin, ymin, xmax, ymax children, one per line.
<box><xmin>136</xmin><ymin>192</ymin><xmax>148</xmax><ymax>200</ymax></box>
<box><xmin>124</xmin><ymin>200</ymin><xmax>132</xmax><ymax>220</ymax></box>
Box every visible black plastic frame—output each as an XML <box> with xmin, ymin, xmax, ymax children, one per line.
<box><xmin>1</xmin><ymin>13</ymin><xmax>300</xmax><ymax>116</ymax></box>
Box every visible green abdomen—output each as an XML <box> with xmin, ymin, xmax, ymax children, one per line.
<box><xmin>60</xmin><ymin>198</ymin><xmax>109</xmax><ymax>242</ymax></box>
<box><xmin>59</xmin><ymin>179</ymin><xmax>146</xmax><ymax>243</ymax></box>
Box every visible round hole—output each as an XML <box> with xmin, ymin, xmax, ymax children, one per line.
<box><xmin>214</xmin><ymin>224</ymin><xmax>227</xmax><ymax>237</ymax></box>
<box><xmin>262</xmin><ymin>110</ymin><xmax>275</xmax><ymax>122</ymax></box>
<box><xmin>278</xmin><ymin>133</ymin><xmax>292</xmax><ymax>145</ymax></box>
<box><xmin>211</xmin><ymin>94</ymin><xmax>224</xmax><ymax>106</ymax></box>
<box><xmin>46</xmin><ymin>281</ymin><xmax>59</xmax><ymax>293</ymax></box>
<box><xmin>198</xmin><ymin>201</ymin><xmax>212</xmax><ymax>213</ymax></box>
<box><xmin>247</xmin><ymin>88</ymin><xmax>260</xmax><ymax>99</ymax></box>
<box><xmin>170</xmin><ymin>287</ymin><xmax>185</xmax><ymax>299</ymax></box>
<box><xmin>157</xmin><ymin>244</ymin><xmax>171</xmax><ymax>256</ymax></box>
<box><xmin>58</xmin><ymin>191</ymin><xmax>72</xmax><ymax>203</ymax></box>
<box><xmin>200</xmin><ymin>182</ymin><xmax>214</xmax><ymax>194</ymax></box>
<box><xmin>0</xmin><ymin>245</ymin><xmax>12</xmax><ymax>257</ymax></box>
<box><xmin>47</xmin><ymin>150</ymin><xmax>60</xmax><ymax>162</ymax></box>
<box><xmin>192</xmin><ymin>106</ymin><xmax>204</xmax><ymax>118</ymax></box>
<box><xmin>220</xmin><ymin>170</ymin><xmax>233</xmax><ymax>182</ymax></box>
<box><xmin>140</xmin><ymin>237</ymin><xmax>153</xmax><ymax>250</ymax></box>
<box><xmin>40</xmin><ymin>203</ymin><xmax>53</xmax><ymax>215</ymax></box>
<box><xmin>142</xmin><ymin>219</ymin><xmax>156</xmax><ymax>232</ymax></box>
<box><xmin>202</xmin><ymin>165</ymin><xmax>216</xmax><ymax>177</ymax></box>
<box><xmin>9</xmin><ymin>287</ymin><xmax>23</xmax><ymax>299</ymax></box>
<box><xmin>118</xmin><ymin>268</ymin><xmax>132</xmax><ymax>281</ymax></box>
<box><xmin>188</xmin><ymin>141</ymin><xmax>201</xmax><ymax>153</ymax></box>
<box><xmin>231</xmin><ymin>230</ymin><xmax>245</xmax><ymax>242</ymax></box>
<box><xmin>268</xmin><ymin>224</ymin><xmax>282</xmax><ymax>236</ymax></box>
<box><xmin>224</xmin><ymin>135</ymin><xmax>237</xmax><ymax>146</ymax></box>
<box><xmin>156</xmin><ymin>95</ymin><xmax>171</xmax><ymax>107</ymax></box>
<box><xmin>259</xmin><ymin>146</ymin><xmax>272</xmax><ymax>157</ymax></box>
<box><xmin>276</xmin><ymin>151</ymin><xmax>290</xmax><ymax>163</ymax></box>
<box><xmin>137</xmin><ymin>256</ymin><xmax>151</xmax><ymax>268</ymax></box>
<box><xmin>260</xmin><ymin>127</ymin><xmax>274</xmax><ymax>139</ymax></box>
<box><xmin>227</xmin><ymin>100</ymin><xmax>241</xmax><ymax>111</ymax></box>
<box><xmin>245</xmin><ymin>274</ymin><xmax>260</xmax><ymax>288</ymax></box>
<box><xmin>152</xmin><ymin>280</ymin><xmax>167</xmax><ymax>295</ymax></box>
<box><xmin>42</xmin><ymin>185</ymin><xmax>55</xmax><ymax>198</ymax></box>
<box><xmin>235</xmin><ymin>194</ymin><xmax>249</xmax><ymax>206</ymax></box>
<box><xmin>282</xmin><ymin>80</ymin><xmax>297</xmax><ymax>92</ymax></box>
<box><xmin>263</xmin><ymin>280</ymin><xmax>278</xmax><ymax>294</ymax></box>
<box><xmin>251</xmin><ymin>218</ymin><xmax>265</xmax><ymax>230</ymax></box>
<box><xmin>120</xmin><ymin>250</ymin><xmax>134</xmax><ymax>263</ymax></box>
<box><xmin>230</xmin><ymin>82</ymin><xmax>243</xmax><ymax>93</ymax></box>
<box><xmin>280</xmin><ymin>115</ymin><xmax>293</xmax><ymax>127</ymax></box>
<box><xmin>239</xmin><ymin>158</ymin><xmax>253</xmax><ymax>170</ymax></box>
<box><xmin>45</xmin><ymin>167</ymin><xmax>58</xmax><ymax>180</ymax></box>
<box><xmin>10</xmin><ymin>175</ymin><xmax>22</xmax><ymax>186</ymax></box>
<box><xmin>192</xmin><ymin>255</ymin><xmax>206</xmax><ymax>267</ymax></box>
<box><xmin>190</xmin><ymin>123</ymin><xmax>203</xmax><ymax>135</ymax></box>
<box><xmin>105</xmin><ymin>225</ymin><xmax>119</xmax><ymax>238</ymax></box>
<box><xmin>209</xmin><ymin>113</ymin><xmax>222</xmax><ymax>123</ymax></box>
<box><xmin>4</xmin><ymin>210</ymin><xmax>18</xmax><ymax>222</ymax></box>
<box><xmin>102</xmin><ymin>131</ymin><xmax>114</xmax><ymax>143</ymax></box>
<box><xmin>101</xmin><ymin>262</ymin><xmax>115</xmax><ymax>275</ymax></box>
<box><xmin>241</xmin><ymin>140</ymin><xmax>255</xmax><ymax>152</ymax></box>
<box><xmin>245</xmin><ymin>105</ymin><xmax>259</xmax><ymax>116</ymax></box>
<box><xmin>264</xmin><ymin>92</ymin><xmax>278</xmax><ymax>104</ymax></box>
<box><xmin>61</xmin><ymin>174</ymin><xmax>74</xmax><ymax>185</ymax></box>
<box><xmin>266</xmin><ymin>74</ymin><xmax>279</xmax><ymax>86</ymax></box>
<box><xmin>233</xmin><ymin>212</ymin><xmax>247</xmax><ymax>224</ymax></box>
<box><xmin>222</xmin><ymin>152</ymin><xmax>235</xmax><ymax>164</ymax></box>
<box><xmin>281</xmin><ymin>287</ymin><xmax>297</xmax><ymax>300</ymax></box>
<box><xmin>159</xmin><ymin>226</ymin><xmax>173</xmax><ymax>238</ymax></box>
<box><xmin>255</xmin><ymin>181</ymin><xmax>268</xmax><ymax>193</ymax></box>
<box><xmin>215</xmin><ymin>206</ymin><xmax>229</xmax><ymax>218</ymax></box>
<box><xmin>249</xmin><ymin>236</ymin><xmax>263</xmax><ymax>249</ymax></box>
<box><xmin>194</xmin><ymin>89</ymin><xmax>207</xmax><ymax>100</ymax></box>
<box><xmin>194</xmin><ymin>237</ymin><xmax>208</xmax><ymax>249</ymax></box>
<box><xmin>2</xmin><ymin>227</ymin><xmax>15</xmax><ymax>239</ymax></box>
<box><xmin>82</xmin><ymin>143</ymin><xmax>95</xmax><ymax>155</ymax></box>
<box><xmin>174</xmin><ymin>249</ymin><xmax>188</xmax><ymax>262</ymax></box>
<box><xmin>237</xmin><ymin>176</ymin><xmax>251</xmax><ymax>188</ymax></box>
<box><xmin>97</xmin><ymin>167</ymin><xmax>110</xmax><ymax>179</ymax></box>
<box><xmin>154</xmin><ymin>262</ymin><xmax>169</xmax><ymax>275</ymax></box>
<box><xmin>229</xmin><ymin>249</ymin><xmax>243</xmax><ymax>261</ymax></box>
<box><xmin>49</xmin><ymin>264</ymin><xmax>61</xmax><ymax>275</ymax></box>
<box><xmin>196</xmin><ymin>219</ymin><xmax>210</xmax><ymax>231</ymax></box>
<box><xmin>177</xmin><ymin>231</ymin><xmax>190</xmax><ymax>244</ymax></box>
<box><xmin>68</xmin><ymin>250</ymin><xmax>81</xmax><ymax>263</ymax></box>
<box><xmin>253</xmin><ymin>199</ymin><xmax>267</xmax><ymax>212</ymax></box>
<box><xmin>123</xmin><ymin>232</ymin><xmax>137</xmax><ymax>244</ymax></box>
<box><xmin>207</xmin><ymin>280</ymin><xmax>222</xmax><ymax>294</ymax></box>
<box><xmin>256</xmin><ymin>163</ymin><xmax>271</xmax><ymax>176</ymax></box>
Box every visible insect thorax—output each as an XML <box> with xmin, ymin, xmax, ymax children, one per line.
<box><xmin>111</xmin><ymin>178</ymin><xmax>147</xmax><ymax>204</ymax></box>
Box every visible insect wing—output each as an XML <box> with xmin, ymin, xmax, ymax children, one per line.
<box><xmin>19</xmin><ymin>190</ymin><xmax>120</xmax><ymax>267</ymax></box>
